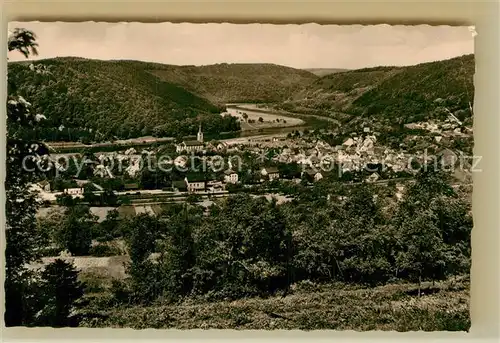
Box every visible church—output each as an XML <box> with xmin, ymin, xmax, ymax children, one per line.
<box><xmin>175</xmin><ymin>123</ymin><xmax>205</xmax><ymax>153</ymax></box>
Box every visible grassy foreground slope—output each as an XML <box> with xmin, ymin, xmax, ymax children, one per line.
<box><xmin>80</xmin><ymin>277</ymin><xmax>469</xmax><ymax>331</ymax></box>
<box><xmin>279</xmin><ymin>54</ymin><xmax>475</xmax><ymax>126</ymax></box>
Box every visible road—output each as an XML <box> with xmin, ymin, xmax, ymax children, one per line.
<box><xmin>47</xmin><ymin>136</ymin><xmax>175</xmax><ymax>152</ymax></box>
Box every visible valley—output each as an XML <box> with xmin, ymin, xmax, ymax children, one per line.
<box><xmin>8</xmin><ymin>26</ymin><xmax>474</xmax><ymax>331</ymax></box>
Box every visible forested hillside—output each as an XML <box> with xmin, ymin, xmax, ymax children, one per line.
<box><xmin>7</xmin><ymin>58</ymin><xmax>236</xmax><ymax>142</ymax></box>
<box><xmin>150</xmin><ymin>63</ymin><xmax>318</xmax><ymax>104</ymax></box>
<box><xmin>8</xmin><ymin>58</ymin><xmax>317</xmax><ymax>142</ymax></box>
<box><xmin>278</xmin><ymin>54</ymin><xmax>475</xmax><ymax>127</ymax></box>
<box><xmin>8</xmin><ymin>54</ymin><xmax>474</xmax><ymax>143</ymax></box>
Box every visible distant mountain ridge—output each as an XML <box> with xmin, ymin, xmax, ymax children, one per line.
<box><xmin>304</xmin><ymin>68</ymin><xmax>350</xmax><ymax>77</ymax></box>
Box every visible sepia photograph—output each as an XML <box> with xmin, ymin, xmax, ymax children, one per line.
<box><xmin>5</xmin><ymin>21</ymin><xmax>475</xmax><ymax>331</ymax></box>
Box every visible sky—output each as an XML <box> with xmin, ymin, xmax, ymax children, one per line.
<box><xmin>7</xmin><ymin>22</ymin><xmax>475</xmax><ymax>69</ymax></box>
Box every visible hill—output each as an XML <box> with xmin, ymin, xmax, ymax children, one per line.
<box><xmin>8</xmin><ymin>58</ymin><xmax>317</xmax><ymax>142</ymax></box>
<box><xmin>277</xmin><ymin>54</ymin><xmax>475</xmax><ymax>127</ymax></box>
<box><xmin>150</xmin><ymin>63</ymin><xmax>318</xmax><ymax>104</ymax></box>
<box><xmin>8</xmin><ymin>58</ymin><xmax>235</xmax><ymax>142</ymax></box>
<box><xmin>304</xmin><ymin>68</ymin><xmax>350</xmax><ymax>77</ymax></box>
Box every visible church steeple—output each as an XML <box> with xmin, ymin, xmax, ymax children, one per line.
<box><xmin>197</xmin><ymin>122</ymin><xmax>204</xmax><ymax>143</ymax></box>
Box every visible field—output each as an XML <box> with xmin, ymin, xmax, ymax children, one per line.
<box><xmin>37</xmin><ymin>206</ymin><xmax>117</xmax><ymax>223</ymax></box>
<box><xmin>80</xmin><ymin>276</ymin><xmax>470</xmax><ymax>331</ymax></box>
<box><xmin>226</xmin><ymin>106</ymin><xmax>304</xmax><ymax>131</ymax></box>
<box><xmin>28</xmin><ymin>255</ymin><xmax>128</xmax><ymax>280</ymax></box>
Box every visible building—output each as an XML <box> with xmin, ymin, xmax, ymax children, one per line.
<box><xmin>38</xmin><ymin>180</ymin><xmax>51</xmax><ymax>192</ymax></box>
<box><xmin>64</xmin><ymin>187</ymin><xmax>84</xmax><ymax>196</ymax></box>
<box><xmin>261</xmin><ymin>167</ymin><xmax>280</xmax><ymax>181</ymax></box>
<box><xmin>224</xmin><ymin>170</ymin><xmax>239</xmax><ymax>184</ymax></box>
<box><xmin>302</xmin><ymin>170</ymin><xmax>324</xmax><ymax>182</ymax></box>
<box><xmin>309</xmin><ymin>155</ymin><xmax>320</xmax><ymax>167</ymax></box>
<box><xmin>176</xmin><ymin>140</ymin><xmax>204</xmax><ymax>153</ymax></box>
<box><xmin>176</xmin><ymin>123</ymin><xmax>205</xmax><ymax>153</ymax></box>
<box><xmin>366</xmin><ymin>172</ymin><xmax>380</xmax><ymax>183</ymax></box>
<box><xmin>174</xmin><ymin>156</ymin><xmax>188</xmax><ymax>168</ymax></box>
<box><xmin>342</xmin><ymin>138</ymin><xmax>355</xmax><ymax>148</ymax></box>
<box><xmin>185</xmin><ymin>175</ymin><xmax>206</xmax><ymax>192</ymax></box>
<box><xmin>207</xmin><ymin>180</ymin><xmax>224</xmax><ymax>192</ymax></box>
<box><xmin>313</xmin><ymin>171</ymin><xmax>324</xmax><ymax>182</ymax></box>
<box><xmin>197</xmin><ymin>123</ymin><xmax>204</xmax><ymax>143</ymax></box>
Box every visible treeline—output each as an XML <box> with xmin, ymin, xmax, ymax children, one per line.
<box><xmin>92</xmin><ymin>166</ymin><xmax>470</xmax><ymax>305</ymax></box>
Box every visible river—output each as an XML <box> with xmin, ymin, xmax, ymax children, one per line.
<box><xmin>227</xmin><ymin>103</ymin><xmax>339</xmax><ymax>124</ymax></box>
<box><xmin>212</xmin><ymin>103</ymin><xmax>335</xmax><ymax>142</ymax></box>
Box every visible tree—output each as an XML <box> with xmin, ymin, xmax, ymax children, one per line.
<box><xmin>100</xmin><ymin>189</ymin><xmax>118</xmax><ymax>206</ymax></box>
<box><xmin>83</xmin><ymin>187</ymin><xmax>98</xmax><ymax>205</ymax></box>
<box><xmin>54</xmin><ymin>205</ymin><xmax>96</xmax><ymax>255</ymax></box>
<box><xmin>258</xmin><ymin>117</ymin><xmax>264</xmax><ymax>123</ymax></box>
<box><xmin>5</xmin><ymin>28</ymin><xmax>50</xmax><ymax>326</ymax></box>
<box><xmin>37</xmin><ymin>259</ymin><xmax>84</xmax><ymax>327</ymax></box>
<box><xmin>125</xmin><ymin>214</ymin><xmax>165</xmax><ymax>303</ymax></box>
<box><xmin>192</xmin><ymin>195</ymin><xmax>292</xmax><ymax>298</ymax></box>
<box><xmin>56</xmin><ymin>193</ymin><xmax>77</xmax><ymax>207</ymax></box>
<box><xmin>395</xmin><ymin>210</ymin><xmax>447</xmax><ymax>295</ymax></box>
<box><xmin>157</xmin><ymin>204</ymin><xmax>196</xmax><ymax>298</ymax></box>
<box><xmin>242</xmin><ymin>113</ymin><xmax>249</xmax><ymax>122</ymax></box>
<box><xmin>392</xmin><ymin>166</ymin><xmax>464</xmax><ymax>293</ymax></box>
<box><xmin>93</xmin><ymin>209</ymin><xmax>121</xmax><ymax>242</ymax></box>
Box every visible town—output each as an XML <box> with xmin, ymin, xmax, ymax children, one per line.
<box><xmin>32</xmin><ymin>105</ymin><xmax>472</xmax><ymax>223</ymax></box>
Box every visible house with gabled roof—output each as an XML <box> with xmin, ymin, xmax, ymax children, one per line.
<box><xmin>302</xmin><ymin>169</ymin><xmax>324</xmax><ymax>183</ymax></box>
<box><xmin>64</xmin><ymin>187</ymin><xmax>84</xmax><ymax>196</ymax></box>
<box><xmin>437</xmin><ymin>148</ymin><xmax>459</xmax><ymax>168</ymax></box>
<box><xmin>260</xmin><ymin>166</ymin><xmax>280</xmax><ymax>181</ymax></box>
<box><xmin>224</xmin><ymin>170</ymin><xmax>239</xmax><ymax>184</ymax></box>
<box><xmin>185</xmin><ymin>174</ymin><xmax>206</xmax><ymax>192</ymax></box>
